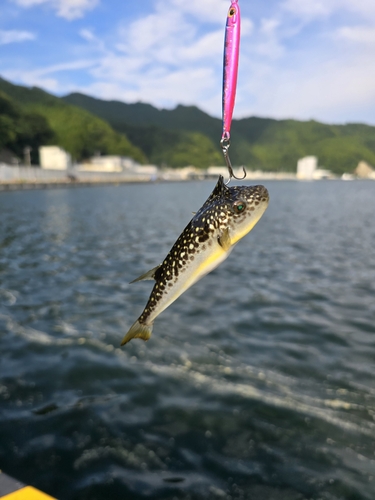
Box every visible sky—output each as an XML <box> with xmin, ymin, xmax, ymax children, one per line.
<box><xmin>1</xmin><ymin>0</ymin><xmax>375</xmax><ymax>124</ymax></box>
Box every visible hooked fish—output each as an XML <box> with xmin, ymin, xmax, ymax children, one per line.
<box><xmin>121</xmin><ymin>176</ymin><xmax>269</xmax><ymax>346</ymax></box>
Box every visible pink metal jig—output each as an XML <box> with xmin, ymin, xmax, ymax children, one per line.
<box><xmin>221</xmin><ymin>0</ymin><xmax>245</xmax><ymax>182</ymax></box>
<box><xmin>222</xmin><ymin>0</ymin><xmax>240</xmax><ymax>143</ymax></box>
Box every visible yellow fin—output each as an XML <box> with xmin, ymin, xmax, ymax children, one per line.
<box><xmin>121</xmin><ymin>320</ymin><xmax>153</xmax><ymax>346</ymax></box>
<box><xmin>218</xmin><ymin>228</ymin><xmax>231</xmax><ymax>252</ymax></box>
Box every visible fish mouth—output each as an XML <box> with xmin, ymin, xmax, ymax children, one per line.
<box><xmin>227</xmin><ymin>184</ymin><xmax>269</xmax><ymax>246</ymax></box>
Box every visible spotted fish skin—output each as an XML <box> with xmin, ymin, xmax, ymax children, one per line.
<box><xmin>121</xmin><ymin>176</ymin><xmax>269</xmax><ymax>345</ymax></box>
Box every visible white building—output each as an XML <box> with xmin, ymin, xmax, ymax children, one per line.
<box><xmin>39</xmin><ymin>146</ymin><xmax>71</xmax><ymax>170</ymax></box>
<box><xmin>79</xmin><ymin>155</ymin><xmax>140</xmax><ymax>172</ymax></box>
<box><xmin>86</xmin><ymin>155</ymin><xmax>123</xmax><ymax>172</ymax></box>
<box><xmin>297</xmin><ymin>156</ymin><xmax>318</xmax><ymax>180</ymax></box>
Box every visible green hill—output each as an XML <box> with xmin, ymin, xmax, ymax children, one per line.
<box><xmin>0</xmin><ymin>90</ymin><xmax>55</xmax><ymax>164</ymax></box>
<box><xmin>62</xmin><ymin>93</ymin><xmax>220</xmax><ymax>136</ymax></box>
<box><xmin>232</xmin><ymin>117</ymin><xmax>375</xmax><ymax>173</ymax></box>
<box><xmin>63</xmin><ymin>93</ymin><xmax>222</xmax><ymax>168</ymax></box>
<box><xmin>0</xmin><ymin>78</ymin><xmax>145</xmax><ymax>163</ymax></box>
<box><xmin>63</xmin><ymin>92</ymin><xmax>375</xmax><ymax>174</ymax></box>
<box><xmin>2</xmin><ymin>76</ymin><xmax>375</xmax><ymax>173</ymax></box>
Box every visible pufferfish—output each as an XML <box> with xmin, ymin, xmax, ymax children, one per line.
<box><xmin>121</xmin><ymin>176</ymin><xmax>269</xmax><ymax>346</ymax></box>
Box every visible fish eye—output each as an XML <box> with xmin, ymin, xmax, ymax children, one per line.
<box><xmin>232</xmin><ymin>200</ymin><xmax>246</xmax><ymax>213</ymax></box>
<box><xmin>229</xmin><ymin>8</ymin><xmax>236</xmax><ymax>16</ymax></box>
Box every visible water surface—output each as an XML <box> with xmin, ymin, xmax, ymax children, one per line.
<box><xmin>0</xmin><ymin>180</ymin><xmax>374</xmax><ymax>500</ymax></box>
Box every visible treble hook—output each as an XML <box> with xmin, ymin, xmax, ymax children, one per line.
<box><xmin>220</xmin><ymin>136</ymin><xmax>246</xmax><ymax>185</ymax></box>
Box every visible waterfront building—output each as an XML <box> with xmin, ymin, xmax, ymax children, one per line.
<box><xmin>296</xmin><ymin>156</ymin><xmax>318</xmax><ymax>180</ymax></box>
<box><xmin>39</xmin><ymin>146</ymin><xmax>71</xmax><ymax>170</ymax></box>
<box><xmin>78</xmin><ymin>155</ymin><xmax>141</xmax><ymax>172</ymax></box>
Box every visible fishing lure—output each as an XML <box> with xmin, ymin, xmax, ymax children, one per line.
<box><xmin>121</xmin><ymin>177</ymin><xmax>269</xmax><ymax>345</ymax></box>
<box><xmin>221</xmin><ymin>0</ymin><xmax>246</xmax><ymax>182</ymax></box>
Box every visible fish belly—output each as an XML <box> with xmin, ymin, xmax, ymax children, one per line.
<box><xmin>149</xmin><ymin>242</ymin><xmax>232</xmax><ymax>324</ymax></box>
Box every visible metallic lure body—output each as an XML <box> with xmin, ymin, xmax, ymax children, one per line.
<box><xmin>121</xmin><ymin>176</ymin><xmax>269</xmax><ymax>346</ymax></box>
<box><xmin>222</xmin><ymin>0</ymin><xmax>241</xmax><ymax>142</ymax></box>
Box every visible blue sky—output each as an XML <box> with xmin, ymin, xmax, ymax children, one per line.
<box><xmin>1</xmin><ymin>0</ymin><xmax>375</xmax><ymax>124</ymax></box>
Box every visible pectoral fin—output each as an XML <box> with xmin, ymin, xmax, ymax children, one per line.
<box><xmin>218</xmin><ymin>228</ymin><xmax>231</xmax><ymax>252</ymax></box>
<box><xmin>130</xmin><ymin>265</ymin><xmax>161</xmax><ymax>284</ymax></box>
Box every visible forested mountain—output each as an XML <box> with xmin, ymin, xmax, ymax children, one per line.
<box><xmin>1</xmin><ymin>75</ymin><xmax>375</xmax><ymax>173</ymax></box>
<box><xmin>62</xmin><ymin>93</ymin><xmax>222</xmax><ymax>169</ymax></box>
<box><xmin>0</xmin><ymin>78</ymin><xmax>145</xmax><ymax>163</ymax></box>
<box><xmin>64</xmin><ymin>92</ymin><xmax>375</xmax><ymax>174</ymax></box>
<box><xmin>0</xmin><ymin>90</ymin><xmax>54</xmax><ymax>164</ymax></box>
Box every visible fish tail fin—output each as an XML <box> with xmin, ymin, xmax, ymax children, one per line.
<box><xmin>121</xmin><ymin>320</ymin><xmax>153</xmax><ymax>346</ymax></box>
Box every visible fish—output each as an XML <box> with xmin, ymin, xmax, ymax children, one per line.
<box><xmin>121</xmin><ymin>176</ymin><xmax>269</xmax><ymax>346</ymax></box>
<box><xmin>222</xmin><ymin>0</ymin><xmax>241</xmax><ymax>143</ymax></box>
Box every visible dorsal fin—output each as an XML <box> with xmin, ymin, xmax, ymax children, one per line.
<box><xmin>193</xmin><ymin>176</ymin><xmax>229</xmax><ymax>220</ymax></box>
<box><xmin>211</xmin><ymin>175</ymin><xmax>228</xmax><ymax>198</ymax></box>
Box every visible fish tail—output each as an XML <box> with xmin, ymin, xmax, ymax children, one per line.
<box><xmin>121</xmin><ymin>320</ymin><xmax>153</xmax><ymax>346</ymax></box>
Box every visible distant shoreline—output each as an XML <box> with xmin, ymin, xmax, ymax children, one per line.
<box><xmin>0</xmin><ymin>178</ymin><xmax>152</xmax><ymax>192</ymax></box>
<box><xmin>0</xmin><ymin>169</ymin><xmax>296</xmax><ymax>192</ymax></box>
<box><xmin>1</xmin><ymin>173</ymin><xmax>372</xmax><ymax>193</ymax></box>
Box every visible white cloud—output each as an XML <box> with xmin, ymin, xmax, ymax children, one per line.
<box><xmin>336</xmin><ymin>26</ymin><xmax>375</xmax><ymax>44</ymax></box>
<box><xmin>72</xmin><ymin>0</ymin><xmax>249</xmax><ymax>116</ymax></box>
<box><xmin>229</xmin><ymin>0</ymin><xmax>375</xmax><ymax>123</ymax></box>
<box><xmin>2</xmin><ymin>59</ymin><xmax>96</xmax><ymax>93</ymax></box>
<box><xmin>236</xmin><ymin>38</ymin><xmax>375</xmax><ymax>124</ymax></box>
<box><xmin>0</xmin><ymin>29</ymin><xmax>35</xmax><ymax>45</ymax></box>
<box><xmin>57</xmin><ymin>0</ymin><xmax>99</xmax><ymax>21</ymax></box>
<box><xmin>83</xmin><ymin>66</ymin><xmax>216</xmax><ymax>109</ymax></box>
<box><xmin>281</xmin><ymin>0</ymin><xmax>331</xmax><ymax>21</ymax></box>
<box><xmin>4</xmin><ymin>0</ymin><xmax>253</xmax><ymax>116</ymax></box>
<box><xmin>282</xmin><ymin>0</ymin><xmax>375</xmax><ymax>21</ymax></box>
<box><xmin>260</xmin><ymin>18</ymin><xmax>280</xmax><ymax>35</ymax></box>
<box><xmin>252</xmin><ymin>18</ymin><xmax>285</xmax><ymax>59</ymax></box>
<box><xmin>169</xmin><ymin>0</ymin><xmax>229</xmax><ymax>23</ymax></box>
<box><xmin>79</xmin><ymin>29</ymin><xmax>96</xmax><ymax>42</ymax></box>
<box><xmin>1</xmin><ymin>71</ymin><xmax>61</xmax><ymax>92</ymax></box>
<box><xmin>5</xmin><ymin>0</ymin><xmax>375</xmax><ymax>124</ymax></box>
<box><xmin>12</xmin><ymin>0</ymin><xmax>99</xmax><ymax>20</ymax></box>
<box><xmin>297</xmin><ymin>63</ymin><xmax>374</xmax><ymax>122</ymax></box>
<box><xmin>335</xmin><ymin>0</ymin><xmax>375</xmax><ymax>19</ymax></box>
<box><xmin>118</xmin><ymin>7</ymin><xmax>191</xmax><ymax>59</ymax></box>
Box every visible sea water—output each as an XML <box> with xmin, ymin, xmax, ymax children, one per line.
<box><xmin>0</xmin><ymin>180</ymin><xmax>374</xmax><ymax>500</ymax></box>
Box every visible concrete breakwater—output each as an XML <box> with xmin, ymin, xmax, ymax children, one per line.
<box><xmin>0</xmin><ymin>164</ymin><xmax>154</xmax><ymax>191</ymax></box>
<box><xmin>0</xmin><ymin>164</ymin><xmax>298</xmax><ymax>192</ymax></box>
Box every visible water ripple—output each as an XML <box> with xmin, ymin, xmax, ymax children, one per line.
<box><xmin>1</xmin><ymin>181</ymin><xmax>375</xmax><ymax>500</ymax></box>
